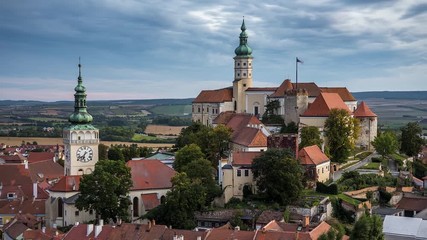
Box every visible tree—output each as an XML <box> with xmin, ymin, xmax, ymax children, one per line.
<box><xmin>252</xmin><ymin>148</ymin><xmax>303</xmax><ymax>205</ymax></box>
<box><xmin>98</xmin><ymin>144</ymin><xmax>109</xmax><ymax>160</ymax></box>
<box><xmin>400</xmin><ymin>122</ymin><xmax>424</xmax><ymax>157</ymax></box>
<box><xmin>372</xmin><ymin>131</ymin><xmax>398</xmax><ymax>159</ymax></box>
<box><xmin>75</xmin><ymin>160</ymin><xmax>132</xmax><ymax>223</ymax></box>
<box><xmin>300</xmin><ymin>126</ymin><xmax>323</xmax><ymax>149</ymax></box>
<box><xmin>145</xmin><ymin>173</ymin><xmax>206</xmax><ymax>229</ymax></box>
<box><xmin>325</xmin><ymin>109</ymin><xmax>360</xmax><ymax>163</ymax></box>
<box><xmin>173</xmin><ymin>144</ymin><xmax>205</xmax><ymax>172</ymax></box>
<box><xmin>280</xmin><ymin>122</ymin><xmax>298</xmax><ymax>134</ymax></box>
<box><xmin>107</xmin><ymin>146</ymin><xmax>124</xmax><ymax>161</ymax></box>
<box><xmin>262</xmin><ymin>99</ymin><xmax>283</xmax><ymax>124</ymax></box>
<box><xmin>350</xmin><ymin>214</ymin><xmax>384</xmax><ymax>240</ymax></box>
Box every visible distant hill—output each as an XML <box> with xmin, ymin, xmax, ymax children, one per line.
<box><xmin>352</xmin><ymin>91</ymin><xmax>427</xmax><ymax>100</ymax></box>
<box><xmin>0</xmin><ymin>98</ymin><xmax>195</xmax><ymax>106</ymax></box>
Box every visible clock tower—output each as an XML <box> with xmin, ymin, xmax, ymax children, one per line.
<box><xmin>63</xmin><ymin>62</ymin><xmax>99</xmax><ymax>176</ymax></box>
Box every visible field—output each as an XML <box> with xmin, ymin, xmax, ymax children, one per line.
<box><xmin>149</xmin><ymin>104</ymin><xmax>192</xmax><ymax>116</ymax></box>
<box><xmin>360</xmin><ymin>162</ymin><xmax>380</xmax><ymax>170</ymax></box>
<box><xmin>144</xmin><ymin>124</ymin><xmax>186</xmax><ymax>136</ymax></box>
<box><xmin>0</xmin><ymin>137</ymin><xmax>174</xmax><ymax>149</ymax></box>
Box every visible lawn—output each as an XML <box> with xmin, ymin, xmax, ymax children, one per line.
<box><xmin>360</xmin><ymin>162</ymin><xmax>380</xmax><ymax>170</ymax></box>
<box><xmin>131</xmin><ymin>134</ymin><xmax>158</xmax><ymax>141</ymax></box>
<box><xmin>338</xmin><ymin>194</ymin><xmax>362</xmax><ymax>207</ymax></box>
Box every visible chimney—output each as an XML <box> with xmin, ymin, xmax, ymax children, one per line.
<box><xmin>53</xmin><ymin>223</ymin><xmax>57</xmax><ymax>229</ymax></box>
<box><xmin>151</xmin><ymin>219</ymin><xmax>155</xmax><ymax>226</ymax></box>
<box><xmin>94</xmin><ymin>225</ymin><xmax>102</xmax><ymax>238</ymax></box>
<box><xmin>24</xmin><ymin>160</ymin><xmax>28</xmax><ymax>169</ymax></box>
<box><xmin>33</xmin><ymin>182</ymin><xmax>38</xmax><ymax>199</ymax></box>
<box><xmin>235</xmin><ymin>226</ymin><xmax>240</xmax><ymax>231</ymax></box>
<box><xmin>303</xmin><ymin>216</ymin><xmax>310</xmax><ymax>228</ymax></box>
<box><xmin>99</xmin><ymin>219</ymin><xmax>104</xmax><ymax>226</ymax></box>
<box><xmin>147</xmin><ymin>221</ymin><xmax>152</xmax><ymax>231</ymax></box>
<box><xmin>42</xmin><ymin>227</ymin><xmax>46</xmax><ymax>233</ymax></box>
<box><xmin>75</xmin><ymin>222</ymin><xmax>80</xmax><ymax>226</ymax></box>
<box><xmin>87</xmin><ymin>224</ymin><xmax>94</xmax><ymax>236</ymax></box>
<box><xmin>197</xmin><ymin>237</ymin><xmax>202</xmax><ymax>240</ymax></box>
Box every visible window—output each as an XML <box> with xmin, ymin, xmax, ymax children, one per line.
<box><xmin>254</xmin><ymin>106</ymin><xmax>259</xmax><ymax>116</ymax></box>
<box><xmin>237</xmin><ymin>73</ymin><xmax>240</xmax><ymax>77</ymax></box>
<box><xmin>237</xmin><ymin>62</ymin><xmax>240</xmax><ymax>66</ymax></box>
<box><xmin>243</xmin><ymin>84</ymin><xmax>246</xmax><ymax>87</ymax></box>
<box><xmin>7</xmin><ymin>193</ymin><xmax>16</xmax><ymax>199</ymax></box>
<box><xmin>244</xmin><ymin>169</ymin><xmax>249</xmax><ymax>176</ymax></box>
<box><xmin>243</xmin><ymin>62</ymin><xmax>246</xmax><ymax>66</ymax></box>
<box><xmin>75</xmin><ymin>211</ymin><xmax>79</xmax><ymax>216</ymax></box>
<box><xmin>0</xmin><ymin>217</ymin><xmax>3</xmax><ymax>225</ymax></box>
<box><xmin>322</xmin><ymin>168</ymin><xmax>324</xmax><ymax>173</ymax></box>
<box><xmin>207</xmin><ymin>107</ymin><xmax>209</xmax><ymax>112</ymax></box>
<box><xmin>234</xmin><ymin>101</ymin><xmax>237</xmax><ymax>111</ymax></box>
<box><xmin>212</xmin><ymin>109</ymin><xmax>215</xmax><ymax>114</ymax></box>
<box><xmin>58</xmin><ymin>198</ymin><xmax>63</xmax><ymax>217</ymax></box>
<box><xmin>237</xmin><ymin>170</ymin><xmax>241</xmax><ymax>177</ymax></box>
<box><xmin>198</xmin><ymin>107</ymin><xmax>200</xmax><ymax>113</ymax></box>
<box><xmin>133</xmin><ymin>197</ymin><xmax>139</xmax><ymax>217</ymax></box>
<box><xmin>318</xmin><ymin>169</ymin><xmax>320</xmax><ymax>173</ymax></box>
<box><xmin>89</xmin><ymin>210</ymin><xmax>93</xmax><ymax>215</ymax></box>
<box><xmin>243</xmin><ymin>73</ymin><xmax>246</xmax><ymax>76</ymax></box>
<box><xmin>249</xmin><ymin>63</ymin><xmax>251</xmax><ymax>66</ymax></box>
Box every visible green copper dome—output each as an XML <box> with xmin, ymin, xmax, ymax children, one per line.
<box><xmin>234</xmin><ymin>19</ymin><xmax>253</xmax><ymax>57</ymax></box>
<box><xmin>68</xmin><ymin>63</ymin><xmax>93</xmax><ymax>124</ymax></box>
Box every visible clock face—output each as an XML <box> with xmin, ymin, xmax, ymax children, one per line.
<box><xmin>76</xmin><ymin>146</ymin><xmax>93</xmax><ymax>163</ymax></box>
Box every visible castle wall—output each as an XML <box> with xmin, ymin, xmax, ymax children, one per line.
<box><xmin>356</xmin><ymin>117</ymin><xmax>377</xmax><ymax>150</ymax></box>
<box><xmin>245</xmin><ymin>91</ymin><xmax>273</xmax><ymax>116</ymax></box>
<box><xmin>284</xmin><ymin>90</ymin><xmax>308</xmax><ymax>124</ymax></box>
<box><xmin>192</xmin><ymin>102</ymin><xmax>233</xmax><ymax>126</ymax></box>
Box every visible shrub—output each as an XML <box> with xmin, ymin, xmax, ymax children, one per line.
<box><xmin>371</xmin><ymin>157</ymin><xmax>382</xmax><ymax>163</ymax></box>
<box><xmin>316</xmin><ymin>182</ymin><xmax>338</xmax><ymax>195</ymax></box>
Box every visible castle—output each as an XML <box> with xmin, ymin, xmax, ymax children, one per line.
<box><xmin>192</xmin><ymin>20</ymin><xmax>377</xmax><ymax>150</ymax></box>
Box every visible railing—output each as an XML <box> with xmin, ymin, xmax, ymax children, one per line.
<box><xmin>68</xmin><ymin>139</ymin><xmax>99</xmax><ymax>144</ymax></box>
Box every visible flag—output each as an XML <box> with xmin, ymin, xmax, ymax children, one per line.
<box><xmin>296</xmin><ymin>57</ymin><xmax>304</xmax><ymax>64</ymax></box>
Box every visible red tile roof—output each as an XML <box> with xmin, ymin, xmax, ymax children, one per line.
<box><xmin>206</xmin><ymin>228</ymin><xmax>256</xmax><ymax>240</ymax></box>
<box><xmin>353</xmin><ymin>101</ymin><xmax>377</xmax><ymax>117</ymax></box>
<box><xmin>193</xmin><ymin>87</ymin><xmax>233</xmax><ymax>103</ymax></box>
<box><xmin>256</xmin><ymin>210</ymin><xmax>284</xmax><ymax>225</ymax></box>
<box><xmin>302</xmin><ymin>92</ymin><xmax>351</xmax><ymax>117</ymax></box>
<box><xmin>27</xmin><ymin>152</ymin><xmax>55</xmax><ymax>163</ymax></box>
<box><xmin>0</xmin><ymin>164</ymin><xmax>34</xmax><ymax>198</ymax></box>
<box><xmin>319</xmin><ymin>87</ymin><xmax>356</xmax><ymax>101</ymax></box>
<box><xmin>23</xmin><ymin>228</ymin><xmax>64</xmax><ymax>240</ymax></box>
<box><xmin>293</xmin><ymin>82</ymin><xmax>321</xmax><ymax>97</ymax></box>
<box><xmin>225</xmin><ymin>113</ymin><xmax>263</xmax><ymax>132</ymax></box>
<box><xmin>0</xmin><ymin>154</ymin><xmax>25</xmax><ymax>163</ymax></box>
<box><xmin>141</xmin><ymin>193</ymin><xmax>160</xmax><ymax>211</ymax></box>
<box><xmin>233</xmin><ymin>128</ymin><xmax>267</xmax><ymax>147</ymax></box>
<box><xmin>298</xmin><ymin>145</ymin><xmax>330</xmax><ymax>165</ymax></box>
<box><xmin>162</xmin><ymin>228</ymin><xmax>207</xmax><ymax>240</ymax></box>
<box><xmin>270</xmin><ymin>79</ymin><xmax>294</xmax><ymax>97</ymax></box>
<box><xmin>49</xmin><ymin>176</ymin><xmax>81</xmax><ymax>192</ymax></box>
<box><xmin>28</xmin><ymin>160</ymin><xmax>63</xmax><ymax>182</ymax></box>
<box><xmin>126</xmin><ymin>160</ymin><xmax>176</xmax><ymax>191</ymax></box>
<box><xmin>232</xmin><ymin>151</ymin><xmax>262</xmax><ymax>166</ymax></box>
<box><xmin>3</xmin><ymin>221</ymin><xmax>29</xmax><ymax>239</ymax></box>
<box><xmin>63</xmin><ymin>223</ymin><xmax>115</xmax><ymax>240</ymax></box>
<box><xmin>397</xmin><ymin>196</ymin><xmax>427</xmax><ymax>212</ymax></box>
<box><xmin>246</xmin><ymin>87</ymin><xmax>277</xmax><ymax>92</ymax></box>
<box><xmin>213</xmin><ymin>111</ymin><xmax>237</xmax><ymax>125</ymax></box>
<box><xmin>0</xmin><ymin>199</ymin><xmax>45</xmax><ymax>215</ymax></box>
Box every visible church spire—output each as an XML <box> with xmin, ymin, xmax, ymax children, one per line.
<box><xmin>68</xmin><ymin>60</ymin><xmax>93</xmax><ymax>124</ymax></box>
<box><xmin>234</xmin><ymin>18</ymin><xmax>252</xmax><ymax>57</ymax></box>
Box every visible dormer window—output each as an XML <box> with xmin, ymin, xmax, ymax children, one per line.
<box><xmin>7</xmin><ymin>193</ymin><xmax>17</xmax><ymax>200</ymax></box>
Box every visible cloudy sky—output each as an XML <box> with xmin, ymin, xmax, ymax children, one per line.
<box><xmin>1</xmin><ymin>0</ymin><xmax>426</xmax><ymax>101</ymax></box>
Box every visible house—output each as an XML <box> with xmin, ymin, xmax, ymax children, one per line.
<box><xmin>298</xmin><ymin>145</ymin><xmax>331</xmax><ymax>183</ymax></box>
<box><xmin>221</xmin><ymin>151</ymin><xmax>262</xmax><ymax>203</ymax></box>
<box><xmin>126</xmin><ymin>160</ymin><xmax>176</xmax><ymax>222</ymax></box>
<box><xmin>255</xmin><ymin>210</ymin><xmax>284</xmax><ymax>230</ymax></box>
<box><xmin>372</xmin><ymin>207</ymin><xmax>404</xmax><ymax>219</ymax></box>
<box><xmin>213</xmin><ymin>112</ymin><xmax>270</xmax><ymax>152</ymax></box>
<box><xmin>396</xmin><ymin>194</ymin><xmax>427</xmax><ymax>217</ymax></box>
<box><xmin>383</xmin><ymin>215</ymin><xmax>427</xmax><ymax>240</ymax></box>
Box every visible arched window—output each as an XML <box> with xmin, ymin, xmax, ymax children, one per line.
<box><xmin>234</xmin><ymin>101</ymin><xmax>237</xmax><ymax>111</ymax></box>
<box><xmin>133</xmin><ymin>197</ymin><xmax>139</xmax><ymax>217</ymax></box>
<box><xmin>160</xmin><ymin>195</ymin><xmax>166</xmax><ymax>204</ymax></box>
<box><xmin>78</xmin><ymin>169</ymin><xmax>84</xmax><ymax>175</ymax></box>
<box><xmin>85</xmin><ymin>168</ymin><xmax>92</xmax><ymax>174</ymax></box>
<box><xmin>58</xmin><ymin>198</ymin><xmax>63</xmax><ymax>217</ymax></box>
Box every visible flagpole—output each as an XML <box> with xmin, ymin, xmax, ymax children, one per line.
<box><xmin>295</xmin><ymin>57</ymin><xmax>298</xmax><ymax>90</ymax></box>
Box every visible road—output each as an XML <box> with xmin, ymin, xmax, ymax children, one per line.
<box><xmin>332</xmin><ymin>152</ymin><xmax>380</xmax><ymax>182</ymax></box>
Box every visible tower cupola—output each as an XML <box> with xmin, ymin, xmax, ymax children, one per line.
<box><xmin>234</xmin><ymin>19</ymin><xmax>252</xmax><ymax>57</ymax></box>
<box><xmin>68</xmin><ymin>62</ymin><xmax>93</xmax><ymax>124</ymax></box>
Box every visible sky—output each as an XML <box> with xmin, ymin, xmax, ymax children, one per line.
<box><xmin>1</xmin><ymin>0</ymin><xmax>427</xmax><ymax>101</ymax></box>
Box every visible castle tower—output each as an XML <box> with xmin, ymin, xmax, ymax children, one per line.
<box><xmin>284</xmin><ymin>88</ymin><xmax>309</xmax><ymax>125</ymax></box>
<box><xmin>63</xmin><ymin>62</ymin><xmax>99</xmax><ymax>176</ymax></box>
<box><xmin>354</xmin><ymin>101</ymin><xmax>377</xmax><ymax>150</ymax></box>
<box><xmin>233</xmin><ymin>19</ymin><xmax>253</xmax><ymax>113</ymax></box>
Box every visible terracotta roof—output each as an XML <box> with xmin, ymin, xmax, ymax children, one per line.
<box><xmin>298</xmin><ymin>145</ymin><xmax>330</xmax><ymax>165</ymax></box>
<box><xmin>353</xmin><ymin>101</ymin><xmax>377</xmax><ymax>117</ymax></box>
<box><xmin>108</xmin><ymin>223</ymin><xmax>167</xmax><ymax>240</ymax></box>
<box><xmin>127</xmin><ymin>160</ymin><xmax>176</xmax><ymax>190</ymax></box>
<box><xmin>232</xmin><ymin>151</ymin><xmax>262</xmax><ymax>166</ymax></box>
<box><xmin>302</xmin><ymin>92</ymin><xmax>351</xmax><ymax>117</ymax></box>
<box><xmin>293</xmin><ymin>83</ymin><xmax>321</xmax><ymax>97</ymax></box>
<box><xmin>233</xmin><ymin>128</ymin><xmax>267</xmax><ymax>147</ymax></box>
<box><xmin>141</xmin><ymin>193</ymin><xmax>160</xmax><ymax>211</ymax></box>
<box><xmin>27</xmin><ymin>152</ymin><xmax>55</xmax><ymax>163</ymax></box>
<box><xmin>213</xmin><ymin>111</ymin><xmax>237</xmax><ymax>125</ymax></box>
<box><xmin>23</xmin><ymin>228</ymin><xmax>63</xmax><ymax>240</ymax></box>
<box><xmin>49</xmin><ymin>175</ymin><xmax>81</xmax><ymax>192</ymax></box>
<box><xmin>246</xmin><ymin>87</ymin><xmax>277</xmax><ymax>92</ymax></box>
<box><xmin>3</xmin><ymin>221</ymin><xmax>29</xmax><ymax>239</ymax></box>
<box><xmin>225</xmin><ymin>113</ymin><xmax>262</xmax><ymax>132</ymax></box>
<box><xmin>309</xmin><ymin>221</ymin><xmax>332</xmax><ymax>239</ymax></box>
<box><xmin>0</xmin><ymin>164</ymin><xmax>34</xmax><ymax>198</ymax></box>
<box><xmin>0</xmin><ymin>199</ymin><xmax>45</xmax><ymax>215</ymax></box>
<box><xmin>319</xmin><ymin>87</ymin><xmax>356</xmax><ymax>101</ymax></box>
<box><xmin>397</xmin><ymin>196</ymin><xmax>427</xmax><ymax>212</ymax></box>
<box><xmin>63</xmin><ymin>223</ymin><xmax>115</xmax><ymax>240</ymax></box>
<box><xmin>270</xmin><ymin>79</ymin><xmax>294</xmax><ymax>97</ymax></box>
<box><xmin>256</xmin><ymin>210</ymin><xmax>284</xmax><ymax>224</ymax></box>
<box><xmin>193</xmin><ymin>87</ymin><xmax>233</xmax><ymax>103</ymax></box>
<box><xmin>206</xmin><ymin>228</ymin><xmax>256</xmax><ymax>240</ymax></box>
<box><xmin>28</xmin><ymin>160</ymin><xmax>63</xmax><ymax>182</ymax></box>
<box><xmin>0</xmin><ymin>154</ymin><xmax>25</xmax><ymax>163</ymax></box>
<box><xmin>162</xmin><ymin>228</ymin><xmax>206</xmax><ymax>240</ymax></box>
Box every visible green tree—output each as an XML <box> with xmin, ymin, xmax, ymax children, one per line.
<box><xmin>325</xmin><ymin>109</ymin><xmax>360</xmax><ymax>163</ymax></box>
<box><xmin>372</xmin><ymin>131</ymin><xmax>398</xmax><ymax>159</ymax></box>
<box><xmin>252</xmin><ymin>148</ymin><xmax>303</xmax><ymax>205</ymax></box>
<box><xmin>175</xmin><ymin>122</ymin><xmax>209</xmax><ymax>149</ymax></box>
<box><xmin>400</xmin><ymin>122</ymin><xmax>424</xmax><ymax>157</ymax></box>
<box><xmin>350</xmin><ymin>214</ymin><xmax>384</xmax><ymax>240</ymax></box>
<box><xmin>107</xmin><ymin>146</ymin><xmax>124</xmax><ymax>161</ymax></box>
<box><xmin>98</xmin><ymin>144</ymin><xmax>109</xmax><ymax>160</ymax></box>
<box><xmin>300</xmin><ymin>126</ymin><xmax>323</xmax><ymax>149</ymax></box>
<box><xmin>173</xmin><ymin>144</ymin><xmax>205</xmax><ymax>172</ymax></box>
<box><xmin>262</xmin><ymin>99</ymin><xmax>283</xmax><ymax>124</ymax></box>
<box><xmin>145</xmin><ymin>173</ymin><xmax>206</xmax><ymax>229</ymax></box>
<box><xmin>75</xmin><ymin>160</ymin><xmax>132</xmax><ymax>223</ymax></box>
<box><xmin>280</xmin><ymin>122</ymin><xmax>298</xmax><ymax>134</ymax></box>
